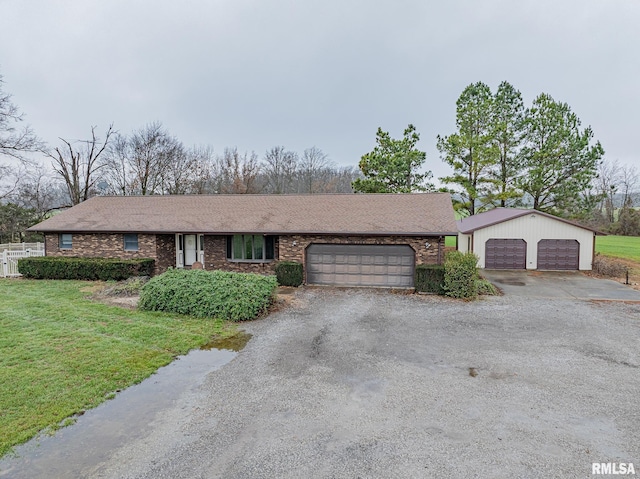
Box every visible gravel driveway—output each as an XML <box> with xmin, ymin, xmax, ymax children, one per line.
<box><xmin>6</xmin><ymin>289</ymin><xmax>640</xmax><ymax>478</ymax></box>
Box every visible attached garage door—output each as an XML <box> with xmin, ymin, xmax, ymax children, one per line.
<box><xmin>485</xmin><ymin>239</ymin><xmax>526</xmax><ymax>269</ymax></box>
<box><xmin>537</xmin><ymin>239</ymin><xmax>579</xmax><ymax>270</ymax></box>
<box><xmin>306</xmin><ymin>244</ymin><xmax>415</xmax><ymax>287</ymax></box>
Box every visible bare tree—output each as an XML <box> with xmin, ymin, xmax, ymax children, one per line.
<box><xmin>101</xmin><ymin>122</ymin><xmax>184</xmax><ymax>195</ymax></box>
<box><xmin>128</xmin><ymin>122</ymin><xmax>182</xmax><ymax>195</ymax></box>
<box><xmin>214</xmin><ymin>148</ymin><xmax>261</xmax><ymax>194</ymax></box>
<box><xmin>297</xmin><ymin>146</ymin><xmax>330</xmax><ymax>193</ymax></box>
<box><xmin>331</xmin><ymin>165</ymin><xmax>362</xmax><ymax>193</ymax></box>
<box><xmin>595</xmin><ymin>159</ymin><xmax>621</xmax><ymax>224</ymax></box>
<box><xmin>15</xmin><ymin>165</ymin><xmax>62</xmax><ymax>220</ymax></box>
<box><xmin>263</xmin><ymin>146</ymin><xmax>298</xmax><ymax>193</ymax></box>
<box><xmin>100</xmin><ymin>133</ymin><xmax>131</xmax><ymax>195</ymax></box>
<box><xmin>46</xmin><ymin>125</ymin><xmax>114</xmax><ymax>205</ymax></box>
<box><xmin>0</xmin><ymin>73</ymin><xmax>43</xmax><ymax>161</ymax></box>
<box><xmin>160</xmin><ymin>143</ymin><xmax>193</xmax><ymax>195</ymax></box>
<box><xmin>619</xmin><ymin>163</ymin><xmax>639</xmax><ymax>208</ymax></box>
<box><xmin>0</xmin><ymin>73</ymin><xmax>44</xmax><ymax>199</ymax></box>
<box><xmin>0</xmin><ymin>163</ymin><xmax>22</xmax><ymax>200</ymax></box>
<box><xmin>187</xmin><ymin>145</ymin><xmax>217</xmax><ymax>194</ymax></box>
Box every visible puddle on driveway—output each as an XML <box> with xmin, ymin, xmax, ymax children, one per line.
<box><xmin>0</xmin><ymin>332</ymin><xmax>251</xmax><ymax>479</ymax></box>
<box><xmin>201</xmin><ymin>331</ymin><xmax>252</xmax><ymax>351</ymax></box>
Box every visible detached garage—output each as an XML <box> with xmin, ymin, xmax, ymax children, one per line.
<box><xmin>457</xmin><ymin>208</ymin><xmax>603</xmax><ymax>271</ymax></box>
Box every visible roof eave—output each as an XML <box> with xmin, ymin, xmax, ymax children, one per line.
<box><xmin>457</xmin><ymin>210</ymin><xmax>605</xmax><ymax>235</ymax></box>
<box><xmin>31</xmin><ymin>228</ymin><xmax>460</xmax><ymax>236</ymax></box>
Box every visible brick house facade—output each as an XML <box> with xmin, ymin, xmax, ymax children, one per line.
<box><xmin>31</xmin><ymin>194</ymin><xmax>458</xmax><ymax>287</ymax></box>
<box><xmin>44</xmin><ymin>232</ymin><xmax>444</xmax><ymax>279</ymax></box>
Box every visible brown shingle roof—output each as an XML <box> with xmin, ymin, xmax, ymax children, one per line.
<box><xmin>457</xmin><ymin>208</ymin><xmax>604</xmax><ymax>234</ymax></box>
<box><xmin>29</xmin><ymin>193</ymin><xmax>458</xmax><ymax>236</ymax></box>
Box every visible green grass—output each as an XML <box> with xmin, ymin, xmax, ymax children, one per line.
<box><xmin>0</xmin><ymin>279</ymin><xmax>236</xmax><ymax>457</ymax></box>
<box><xmin>445</xmin><ymin>236</ymin><xmax>457</xmax><ymax>247</ymax></box>
<box><xmin>595</xmin><ymin>235</ymin><xmax>640</xmax><ymax>262</ymax></box>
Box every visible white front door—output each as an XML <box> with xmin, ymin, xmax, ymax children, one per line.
<box><xmin>184</xmin><ymin>234</ymin><xmax>197</xmax><ymax>266</ymax></box>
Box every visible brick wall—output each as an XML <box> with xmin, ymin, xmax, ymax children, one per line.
<box><xmin>202</xmin><ymin>234</ymin><xmax>443</xmax><ymax>277</ymax></box>
<box><xmin>278</xmin><ymin>234</ymin><xmax>444</xmax><ymax>265</ymax></box>
<box><xmin>44</xmin><ymin>232</ymin><xmax>445</xmax><ymax>281</ymax></box>
<box><xmin>45</xmin><ymin>233</ymin><xmax>157</xmax><ymax>260</ymax></box>
<box><xmin>155</xmin><ymin>234</ymin><xmax>176</xmax><ymax>275</ymax></box>
<box><xmin>203</xmin><ymin>235</ymin><xmax>278</xmax><ymax>275</ymax></box>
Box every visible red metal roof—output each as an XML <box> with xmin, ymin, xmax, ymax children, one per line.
<box><xmin>457</xmin><ymin>208</ymin><xmax>604</xmax><ymax>234</ymax></box>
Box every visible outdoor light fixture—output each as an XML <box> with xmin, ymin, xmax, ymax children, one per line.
<box><xmin>425</xmin><ymin>242</ymin><xmax>431</xmax><ymax>249</ymax></box>
<box><xmin>292</xmin><ymin>241</ymin><xmax>297</xmax><ymax>246</ymax></box>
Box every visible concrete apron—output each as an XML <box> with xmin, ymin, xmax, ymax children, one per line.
<box><xmin>481</xmin><ymin>270</ymin><xmax>640</xmax><ymax>302</ymax></box>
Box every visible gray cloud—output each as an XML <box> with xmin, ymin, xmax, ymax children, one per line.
<box><xmin>1</xmin><ymin>0</ymin><xmax>638</xmax><ymax>182</ymax></box>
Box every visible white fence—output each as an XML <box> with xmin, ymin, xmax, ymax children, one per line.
<box><xmin>1</xmin><ymin>243</ymin><xmax>45</xmax><ymax>277</ymax></box>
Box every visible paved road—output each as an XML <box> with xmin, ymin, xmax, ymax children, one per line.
<box><xmin>481</xmin><ymin>270</ymin><xmax>640</xmax><ymax>301</ymax></box>
<box><xmin>3</xmin><ymin>289</ymin><xmax>640</xmax><ymax>478</ymax></box>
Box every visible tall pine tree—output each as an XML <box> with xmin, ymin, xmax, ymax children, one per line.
<box><xmin>487</xmin><ymin>81</ymin><xmax>525</xmax><ymax>207</ymax></box>
<box><xmin>518</xmin><ymin>93</ymin><xmax>604</xmax><ymax>214</ymax></box>
<box><xmin>437</xmin><ymin>82</ymin><xmax>497</xmax><ymax>215</ymax></box>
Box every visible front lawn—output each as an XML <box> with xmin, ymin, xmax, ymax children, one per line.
<box><xmin>0</xmin><ymin>279</ymin><xmax>236</xmax><ymax>457</ymax></box>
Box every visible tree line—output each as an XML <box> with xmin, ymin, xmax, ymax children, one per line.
<box><xmin>47</xmin><ymin>121</ymin><xmax>359</xmax><ymax>201</ymax></box>
<box><xmin>352</xmin><ymin>82</ymin><xmax>638</xmax><ymax>234</ymax></box>
<box><xmin>1</xmin><ymin>71</ymin><xmax>639</xmax><ymax>242</ymax></box>
<box><xmin>0</xmin><ymin>120</ymin><xmax>361</xmax><ymax>240</ymax></box>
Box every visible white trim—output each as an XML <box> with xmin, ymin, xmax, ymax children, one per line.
<box><xmin>175</xmin><ymin>234</ymin><xmax>184</xmax><ymax>268</ymax></box>
<box><xmin>198</xmin><ymin>234</ymin><xmax>205</xmax><ymax>267</ymax></box>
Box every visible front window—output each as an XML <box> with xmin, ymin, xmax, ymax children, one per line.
<box><xmin>59</xmin><ymin>233</ymin><xmax>72</xmax><ymax>249</ymax></box>
<box><xmin>124</xmin><ymin>234</ymin><xmax>139</xmax><ymax>251</ymax></box>
<box><xmin>228</xmin><ymin>235</ymin><xmax>275</xmax><ymax>261</ymax></box>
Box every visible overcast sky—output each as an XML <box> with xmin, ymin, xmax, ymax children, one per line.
<box><xmin>1</xmin><ymin>0</ymin><xmax>638</xmax><ymax>183</ymax></box>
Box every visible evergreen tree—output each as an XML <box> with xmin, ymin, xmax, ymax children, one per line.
<box><xmin>519</xmin><ymin>93</ymin><xmax>604</xmax><ymax>214</ymax></box>
<box><xmin>437</xmin><ymin>82</ymin><xmax>497</xmax><ymax>215</ymax></box>
<box><xmin>353</xmin><ymin>124</ymin><xmax>433</xmax><ymax>193</ymax></box>
<box><xmin>487</xmin><ymin>81</ymin><xmax>525</xmax><ymax>207</ymax></box>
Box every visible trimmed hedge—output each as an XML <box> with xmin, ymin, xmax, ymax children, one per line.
<box><xmin>138</xmin><ymin>268</ymin><xmax>277</xmax><ymax>322</ymax></box>
<box><xmin>443</xmin><ymin>251</ymin><xmax>479</xmax><ymax>299</ymax></box>
<box><xmin>275</xmin><ymin>261</ymin><xmax>303</xmax><ymax>287</ymax></box>
<box><xmin>18</xmin><ymin>256</ymin><xmax>155</xmax><ymax>280</ymax></box>
<box><xmin>415</xmin><ymin>264</ymin><xmax>445</xmax><ymax>293</ymax></box>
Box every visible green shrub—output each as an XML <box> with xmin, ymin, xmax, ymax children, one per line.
<box><xmin>443</xmin><ymin>251</ymin><xmax>479</xmax><ymax>299</ymax></box>
<box><xmin>476</xmin><ymin>278</ymin><xmax>498</xmax><ymax>296</ymax></box>
<box><xmin>18</xmin><ymin>256</ymin><xmax>155</xmax><ymax>280</ymax></box>
<box><xmin>415</xmin><ymin>264</ymin><xmax>445</xmax><ymax>293</ymax></box>
<box><xmin>275</xmin><ymin>261</ymin><xmax>303</xmax><ymax>287</ymax></box>
<box><xmin>138</xmin><ymin>268</ymin><xmax>277</xmax><ymax>322</ymax></box>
